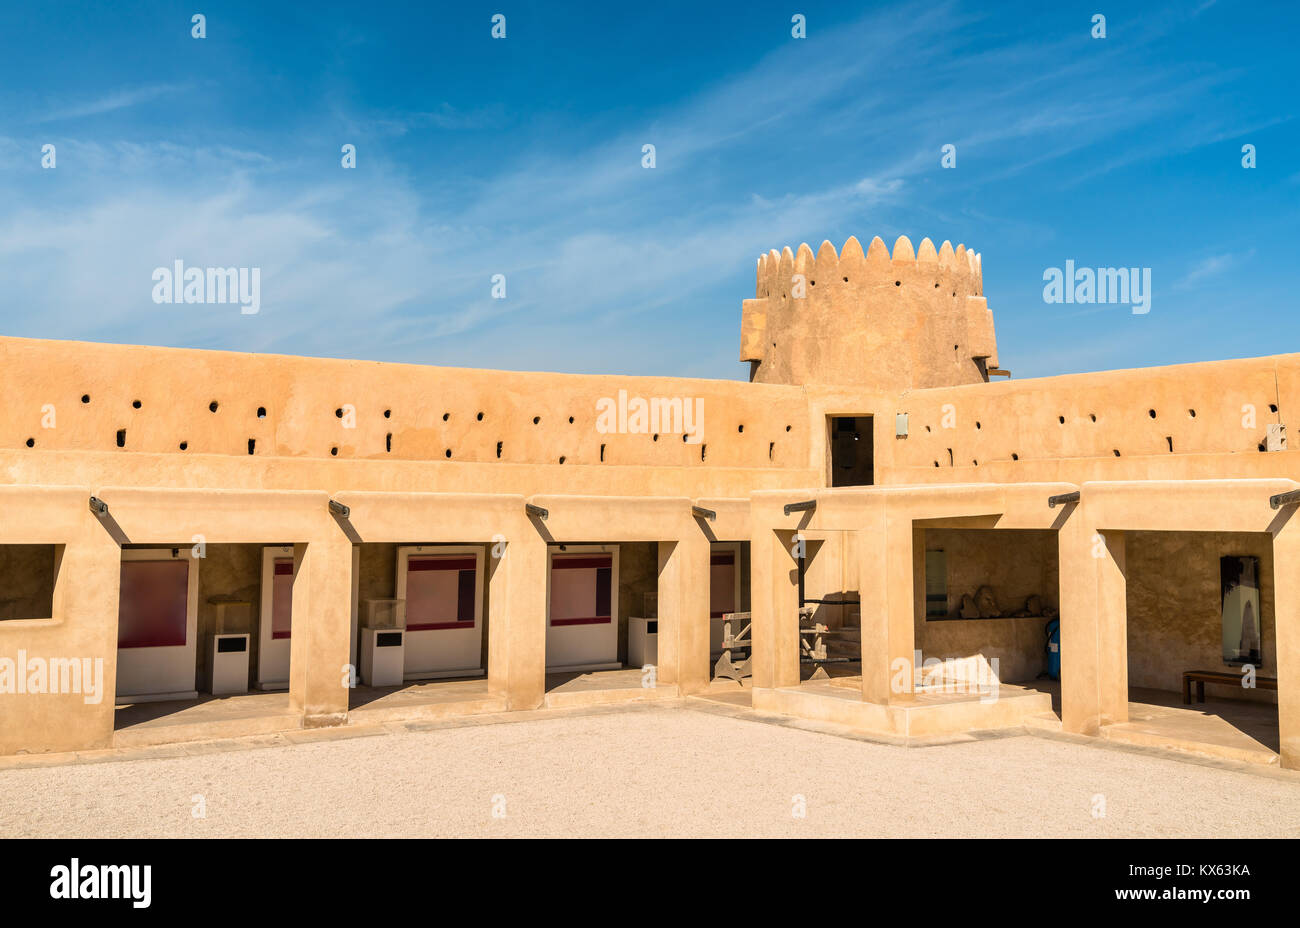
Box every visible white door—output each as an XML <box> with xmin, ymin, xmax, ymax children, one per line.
<box><xmin>115</xmin><ymin>548</ymin><xmax>199</xmax><ymax>702</ymax></box>
<box><xmin>258</xmin><ymin>546</ymin><xmax>294</xmax><ymax>689</ymax></box>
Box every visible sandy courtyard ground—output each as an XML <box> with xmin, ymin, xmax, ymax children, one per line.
<box><xmin>2</xmin><ymin>703</ymin><xmax>1299</xmax><ymax>838</ymax></box>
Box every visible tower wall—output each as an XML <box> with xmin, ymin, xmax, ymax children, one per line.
<box><xmin>741</xmin><ymin>235</ymin><xmax>997</xmax><ymax>390</ymax></box>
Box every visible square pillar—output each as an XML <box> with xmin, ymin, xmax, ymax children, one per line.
<box><xmin>487</xmin><ymin>534</ymin><xmax>547</xmax><ymax>710</ymax></box>
<box><xmin>750</xmin><ymin>528</ymin><xmax>800</xmax><ymax>690</ymax></box>
<box><xmin>1272</xmin><ymin>522</ymin><xmax>1300</xmax><ymax>769</ymax></box>
<box><xmin>858</xmin><ymin>507</ymin><xmax>916</xmax><ymax>703</ymax></box>
<box><xmin>288</xmin><ymin>537</ymin><xmax>354</xmax><ymax>727</ymax></box>
<box><xmin>656</xmin><ymin>533</ymin><xmax>710</xmax><ymax>694</ymax></box>
<box><xmin>1058</xmin><ymin>513</ymin><xmax>1128</xmax><ymax>734</ymax></box>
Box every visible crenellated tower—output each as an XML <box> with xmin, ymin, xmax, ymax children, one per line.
<box><xmin>740</xmin><ymin>235</ymin><xmax>998</xmax><ymax>390</ymax></box>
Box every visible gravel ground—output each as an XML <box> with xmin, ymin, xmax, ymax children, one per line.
<box><xmin>2</xmin><ymin>704</ymin><xmax>1299</xmax><ymax>838</ymax></box>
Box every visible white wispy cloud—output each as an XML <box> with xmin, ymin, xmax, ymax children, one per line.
<box><xmin>33</xmin><ymin>84</ymin><xmax>190</xmax><ymax>123</ymax></box>
<box><xmin>1175</xmin><ymin>251</ymin><xmax>1253</xmax><ymax>290</ymax></box>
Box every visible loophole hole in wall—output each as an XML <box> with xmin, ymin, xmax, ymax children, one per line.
<box><xmin>442</xmin><ymin>412</ymin><xmax>450</xmax><ymax>422</ymax></box>
<box><xmin>1113</xmin><ymin>449</ymin><xmax>1121</xmax><ymax>457</ymax></box>
<box><xmin>738</xmin><ymin>424</ymin><xmax>744</xmax><ymax>433</ymax></box>
<box><xmin>842</xmin><ymin>276</ymin><xmax>848</xmax><ymax>283</ymax></box>
<box><xmin>25</xmin><ymin>437</ymin><xmax>34</xmax><ymax>448</ymax></box>
<box><xmin>1270</xmin><ymin>404</ymin><xmax>1279</xmax><ymax>413</ymax></box>
<box><xmin>568</xmin><ymin>416</ymin><xmax>574</xmax><ymax>424</ymax></box>
<box><xmin>334</xmin><ymin>408</ymin><xmax>344</xmax><ymax>418</ymax></box>
<box><xmin>330</xmin><ymin>447</ymin><xmax>338</xmax><ymax>456</ymax></box>
<box><xmin>785</xmin><ymin>424</ymin><xmax>792</xmax><ymax>432</ymax></box>
<box><xmin>1148</xmin><ymin>409</ymin><xmax>1157</xmax><ymax>418</ymax></box>
<box><xmin>600</xmin><ymin>443</ymin><xmax>606</xmax><ymax>462</ymax></box>
<box><xmin>1188</xmin><ymin>408</ymin><xmax>1196</xmax><ymax>418</ymax></box>
<box><xmin>209</xmin><ymin>401</ymin><xmax>219</xmax><ymax>413</ymax></box>
<box><xmin>445</xmin><ymin>448</ymin><xmax>452</xmax><ymax>458</ymax></box>
<box><xmin>652</xmin><ymin>433</ymin><xmax>659</xmax><ymax>442</ymax></box>
<box><xmin>558</xmin><ymin>456</ymin><xmax>566</xmax><ymax>464</ymax></box>
<box><xmin>386</xmin><ymin>433</ymin><xmax>392</xmax><ymax>453</ymax></box>
<box><xmin>497</xmin><ymin>441</ymin><xmax>503</xmax><ymax>459</ymax></box>
<box><xmin>81</xmin><ymin>394</ymin><xmax>90</xmax><ymax>404</ymax></box>
<box><xmin>257</xmin><ymin>406</ymin><xmax>267</xmax><ymax>419</ymax></box>
<box><xmin>247</xmin><ymin>439</ymin><xmax>255</xmax><ymax>455</ymax></box>
<box><xmin>768</xmin><ymin>442</ymin><xmax>775</xmax><ymax>461</ymax></box>
<box><xmin>132</xmin><ymin>400</ymin><xmax>142</xmax><ymax>409</ymax></box>
<box><xmin>179</xmin><ymin>441</ymin><xmax>188</xmax><ymax>451</ymax></box>
<box><xmin>1089</xmin><ymin>413</ymin><xmax>1097</xmax><ymax>422</ymax></box>
<box><xmin>116</xmin><ymin>429</ymin><xmax>126</xmax><ymax>448</ymax></box>
<box><xmin>1166</xmin><ymin>436</ymin><xmax>1173</xmax><ymax>452</ymax></box>
<box><xmin>975</xmin><ymin>421</ymin><xmax>981</xmax><ymax>430</ymax></box>
<box><xmin>1058</xmin><ymin>415</ymin><xmax>1065</xmax><ymax>424</ymax></box>
<box><xmin>1012</xmin><ymin>452</ymin><xmax>1019</xmax><ymax>461</ymax></box>
<box><xmin>477</xmin><ymin>412</ymin><xmax>484</xmax><ymax>421</ymax></box>
<box><xmin>532</xmin><ymin>416</ymin><xmax>540</xmax><ymax>425</ymax></box>
<box><xmin>383</xmin><ymin>409</ymin><xmax>391</xmax><ymax>419</ymax></box>
<box><xmin>701</xmin><ymin>444</ymin><xmax>707</xmax><ymax>462</ymax></box>
<box><xmin>894</xmin><ymin>281</ymin><xmax>901</xmax><ymax>287</ymax></box>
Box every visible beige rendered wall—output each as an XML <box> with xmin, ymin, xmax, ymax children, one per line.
<box><xmin>0</xmin><ymin>336</ymin><xmax>811</xmax><ymax>472</ymax></box>
<box><xmin>877</xmin><ymin>353</ymin><xmax>1298</xmax><ymax>483</ymax></box>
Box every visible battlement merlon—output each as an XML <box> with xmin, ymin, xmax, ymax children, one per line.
<box><xmin>740</xmin><ymin>235</ymin><xmax>998</xmax><ymax>390</ymax></box>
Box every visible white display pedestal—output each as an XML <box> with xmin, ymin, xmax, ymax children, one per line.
<box><xmin>208</xmin><ymin>596</ymin><xmax>252</xmax><ymax>696</ymax></box>
<box><xmin>210</xmin><ymin>633</ymin><xmax>250</xmax><ymax>695</ymax></box>
<box><xmin>357</xmin><ymin>598</ymin><xmax>406</xmax><ymax>687</ymax></box>
<box><xmin>628</xmin><ymin>616</ymin><xmax>658</xmax><ymax>669</ymax></box>
<box><xmin>360</xmin><ymin>627</ymin><xmax>405</xmax><ymax>687</ymax></box>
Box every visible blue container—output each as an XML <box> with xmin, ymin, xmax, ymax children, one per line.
<box><xmin>1045</xmin><ymin>618</ymin><xmax>1061</xmax><ymax>680</ymax></box>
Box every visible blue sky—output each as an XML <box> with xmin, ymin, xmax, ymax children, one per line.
<box><xmin>0</xmin><ymin>0</ymin><xmax>1296</xmax><ymax>380</ymax></box>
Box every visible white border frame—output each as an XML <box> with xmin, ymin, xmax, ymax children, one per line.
<box><xmin>545</xmin><ymin>544</ymin><xmax>620</xmax><ymax>672</ymax></box>
<box><xmin>395</xmin><ymin>544</ymin><xmax>485</xmax><ymax>680</ymax></box>
<box><xmin>258</xmin><ymin>545</ymin><xmax>294</xmax><ymax>690</ymax></box>
<box><xmin>115</xmin><ymin>547</ymin><xmax>200</xmax><ymax>703</ymax></box>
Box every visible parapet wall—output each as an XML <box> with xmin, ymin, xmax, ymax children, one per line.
<box><xmin>741</xmin><ymin>235</ymin><xmax>996</xmax><ymax>391</ymax></box>
<box><xmin>0</xmin><ymin>336</ymin><xmax>812</xmax><ymax>474</ymax></box>
<box><xmin>874</xmin><ymin>353</ymin><xmax>1299</xmax><ymax>482</ymax></box>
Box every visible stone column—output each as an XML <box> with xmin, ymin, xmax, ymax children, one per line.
<box><xmin>288</xmin><ymin>537</ymin><xmax>354</xmax><ymax>727</ymax></box>
<box><xmin>1058</xmin><ymin>510</ymin><xmax>1128</xmax><ymax>734</ymax></box>
<box><xmin>656</xmin><ymin>533</ymin><xmax>710</xmax><ymax>694</ymax></box>
<box><xmin>858</xmin><ymin>507</ymin><xmax>916</xmax><ymax>703</ymax></box>
<box><xmin>1271</xmin><ymin>521</ymin><xmax>1300</xmax><ymax>769</ymax></box>
<box><xmin>487</xmin><ymin>534</ymin><xmax>548</xmax><ymax>710</ymax></box>
<box><xmin>749</xmin><ymin>527</ymin><xmax>800</xmax><ymax>691</ymax></box>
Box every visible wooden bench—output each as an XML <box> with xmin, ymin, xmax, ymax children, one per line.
<box><xmin>1182</xmin><ymin>669</ymin><xmax>1277</xmax><ymax>705</ymax></box>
